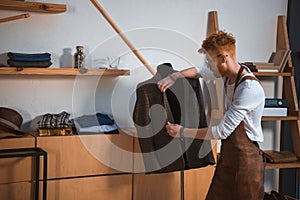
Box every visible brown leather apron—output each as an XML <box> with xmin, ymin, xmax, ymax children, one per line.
<box><xmin>206</xmin><ymin>66</ymin><xmax>265</xmax><ymax>200</ymax></box>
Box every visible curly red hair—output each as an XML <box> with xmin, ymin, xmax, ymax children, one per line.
<box><xmin>201</xmin><ymin>31</ymin><xmax>236</xmax><ymax>56</ymax></box>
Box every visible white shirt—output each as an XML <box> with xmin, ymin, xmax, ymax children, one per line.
<box><xmin>196</xmin><ymin>66</ymin><xmax>265</xmax><ymax>142</ymax></box>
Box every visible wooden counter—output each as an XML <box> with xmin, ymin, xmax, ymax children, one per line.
<box><xmin>0</xmin><ymin>131</ymin><xmax>215</xmax><ymax>200</ymax></box>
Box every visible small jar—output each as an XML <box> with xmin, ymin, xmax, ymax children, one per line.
<box><xmin>74</xmin><ymin>45</ymin><xmax>85</xmax><ymax>69</ymax></box>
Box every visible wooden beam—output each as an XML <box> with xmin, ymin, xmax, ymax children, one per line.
<box><xmin>0</xmin><ymin>13</ymin><xmax>30</xmax><ymax>24</ymax></box>
<box><xmin>277</xmin><ymin>15</ymin><xmax>293</xmax><ymax>68</ymax></box>
<box><xmin>0</xmin><ymin>1</ymin><xmax>66</xmax><ymax>14</ymax></box>
<box><xmin>90</xmin><ymin>0</ymin><xmax>155</xmax><ymax>75</ymax></box>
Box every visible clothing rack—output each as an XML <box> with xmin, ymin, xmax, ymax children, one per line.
<box><xmin>181</xmin><ymin>170</ymin><xmax>184</xmax><ymax>200</ymax></box>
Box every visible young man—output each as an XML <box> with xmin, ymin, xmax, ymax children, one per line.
<box><xmin>157</xmin><ymin>31</ymin><xmax>265</xmax><ymax>200</ymax></box>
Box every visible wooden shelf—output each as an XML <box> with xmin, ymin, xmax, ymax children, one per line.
<box><xmin>217</xmin><ymin>153</ymin><xmax>300</xmax><ymax>170</ymax></box>
<box><xmin>253</xmin><ymin>71</ymin><xmax>292</xmax><ymax>77</ymax></box>
<box><xmin>265</xmin><ymin>162</ymin><xmax>300</xmax><ymax>170</ymax></box>
<box><xmin>0</xmin><ymin>68</ymin><xmax>130</xmax><ymax>76</ymax></box>
<box><xmin>262</xmin><ymin>111</ymin><xmax>299</xmax><ymax>121</ymax></box>
<box><xmin>262</xmin><ymin>116</ymin><xmax>299</xmax><ymax>121</ymax></box>
<box><xmin>0</xmin><ymin>1</ymin><xmax>66</xmax><ymax>14</ymax></box>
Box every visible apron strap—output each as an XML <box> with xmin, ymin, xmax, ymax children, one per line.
<box><xmin>224</xmin><ymin>64</ymin><xmax>261</xmax><ymax>94</ymax></box>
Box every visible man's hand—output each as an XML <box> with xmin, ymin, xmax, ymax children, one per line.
<box><xmin>157</xmin><ymin>76</ymin><xmax>175</xmax><ymax>92</ymax></box>
<box><xmin>166</xmin><ymin>122</ymin><xmax>182</xmax><ymax>138</ymax></box>
<box><xmin>157</xmin><ymin>72</ymin><xmax>180</xmax><ymax>92</ymax></box>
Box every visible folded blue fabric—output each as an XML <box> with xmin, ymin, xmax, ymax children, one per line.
<box><xmin>7</xmin><ymin>52</ymin><xmax>51</xmax><ymax>62</ymax></box>
<box><xmin>75</xmin><ymin>113</ymin><xmax>115</xmax><ymax>128</ymax></box>
<box><xmin>7</xmin><ymin>59</ymin><xmax>52</xmax><ymax>68</ymax></box>
<box><xmin>96</xmin><ymin>113</ymin><xmax>115</xmax><ymax>125</ymax></box>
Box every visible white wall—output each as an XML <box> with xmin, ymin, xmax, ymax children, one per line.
<box><xmin>0</xmin><ymin>0</ymin><xmax>287</xmax><ymax>190</ymax></box>
<box><xmin>0</xmin><ymin>0</ymin><xmax>288</xmax><ymax>127</ymax></box>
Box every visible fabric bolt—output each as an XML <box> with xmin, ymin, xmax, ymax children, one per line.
<box><xmin>133</xmin><ymin>63</ymin><xmax>215</xmax><ymax>173</ymax></box>
<box><xmin>7</xmin><ymin>52</ymin><xmax>51</xmax><ymax>62</ymax></box>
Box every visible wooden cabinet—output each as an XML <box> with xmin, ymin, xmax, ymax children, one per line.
<box><xmin>42</xmin><ymin>174</ymin><xmax>132</xmax><ymax>200</ymax></box>
<box><xmin>0</xmin><ymin>132</ymin><xmax>135</xmax><ymax>200</ymax></box>
<box><xmin>132</xmin><ymin>167</ymin><xmax>214</xmax><ymax>200</ymax></box>
<box><xmin>0</xmin><ymin>135</ymin><xmax>36</xmax><ymax>200</ymax></box>
<box><xmin>36</xmin><ymin>130</ymin><xmax>214</xmax><ymax>200</ymax></box>
<box><xmin>132</xmin><ymin>133</ymin><xmax>216</xmax><ymax>200</ymax></box>
<box><xmin>36</xmin><ymin>132</ymin><xmax>134</xmax><ymax>200</ymax></box>
<box><xmin>184</xmin><ymin>167</ymin><xmax>215</xmax><ymax>200</ymax></box>
<box><xmin>0</xmin><ymin>182</ymin><xmax>32</xmax><ymax>200</ymax></box>
<box><xmin>0</xmin><ymin>136</ymin><xmax>36</xmax><ymax>184</ymax></box>
<box><xmin>36</xmin><ymin>132</ymin><xmax>134</xmax><ymax>179</ymax></box>
<box><xmin>133</xmin><ymin>172</ymin><xmax>181</xmax><ymax>200</ymax></box>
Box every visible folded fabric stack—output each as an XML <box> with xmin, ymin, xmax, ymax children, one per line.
<box><xmin>263</xmin><ymin>150</ymin><xmax>298</xmax><ymax>163</ymax></box>
<box><xmin>7</xmin><ymin>52</ymin><xmax>52</xmax><ymax>68</ymax></box>
<box><xmin>74</xmin><ymin>112</ymin><xmax>119</xmax><ymax>134</ymax></box>
<box><xmin>38</xmin><ymin>111</ymin><xmax>72</xmax><ymax>136</ymax></box>
<box><xmin>38</xmin><ymin>111</ymin><xmax>71</xmax><ymax>129</ymax></box>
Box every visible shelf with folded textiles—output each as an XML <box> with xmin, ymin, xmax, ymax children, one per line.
<box><xmin>0</xmin><ymin>1</ymin><xmax>66</xmax><ymax>14</ymax></box>
<box><xmin>240</xmin><ymin>15</ymin><xmax>300</xmax><ymax>181</ymax></box>
<box><xmin>263</xmin><ymin>150</ymin><xmax>300</xmax><ymax>170</ymax></box>
<box><xmin>0</xmin><ymin>67</ymin><xmax>130</xmax><ymax>76</ymax></box>
<box><xmin>265</xmin><ymin>161</ymin><xmax>300</xmax><ymax>170</ymax></box>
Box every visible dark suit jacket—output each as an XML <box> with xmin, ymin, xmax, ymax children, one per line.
<box><xmin>133</xmin><ymin>65</ymin><xmax>215</xmax><ymax>173</ymax></box>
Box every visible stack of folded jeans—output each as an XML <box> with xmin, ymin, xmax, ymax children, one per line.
<box><xmin>74</xmin><ymin>112</ymin><xmax>119</xmax><ymax>134</ymax></box>
<box><xmin>7</xmin><ymin>52</ymin><xmax>52</xmax><ymax>68</ymax></box>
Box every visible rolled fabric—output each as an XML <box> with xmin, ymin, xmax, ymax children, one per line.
<box><xmin>7</xmin><ymin>52</ymin><xmax>51</xmax><ymax>62</ymax></box>
<box><xmin>7</xmin><ymin>59</ymin><xmax>52</xmax><ymax>68</ymax></box>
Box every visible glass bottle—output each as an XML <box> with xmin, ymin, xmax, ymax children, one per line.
<box><xmin>74</xmin><ymin>45</ymin><xmax>85</xmax><ymax>69</ymax></box>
